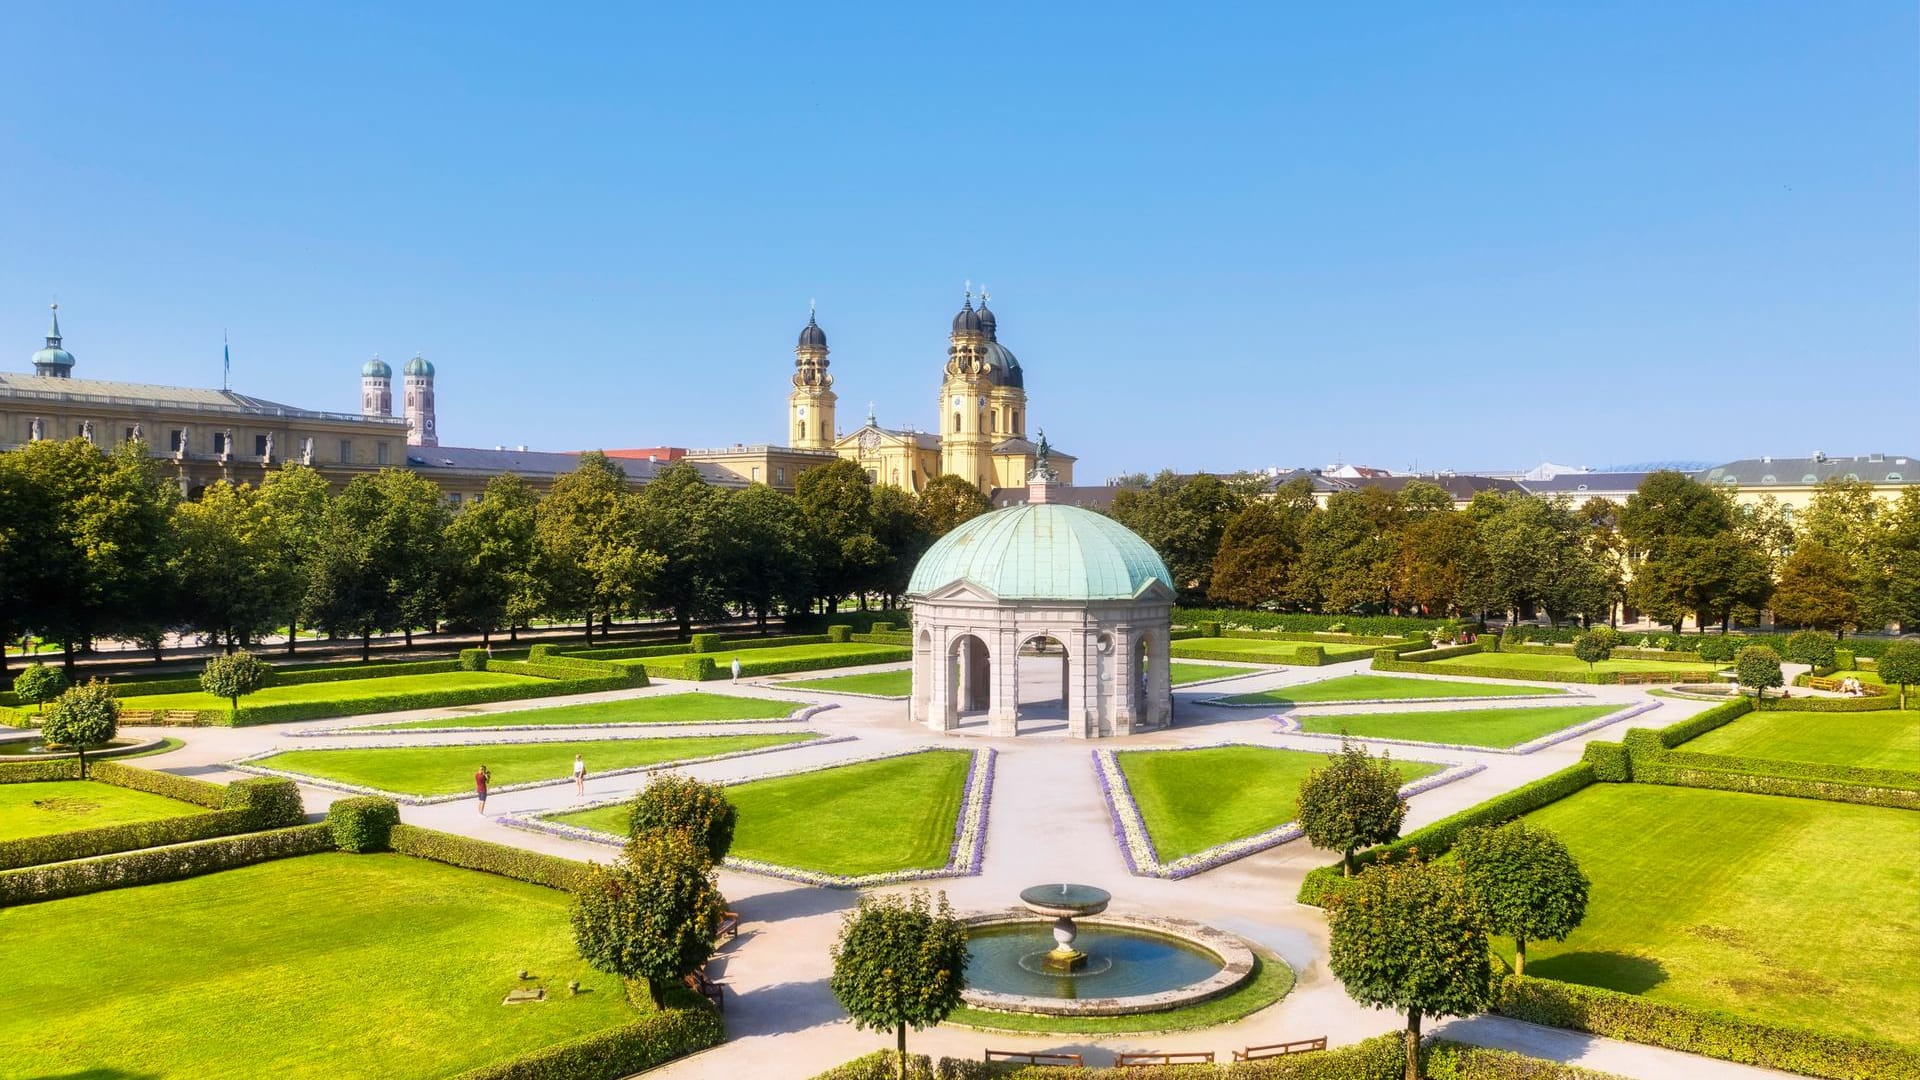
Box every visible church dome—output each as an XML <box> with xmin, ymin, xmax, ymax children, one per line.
<box><xmin>362</xmin><ymin>356</ymin><xmax>391</xmax><ymax>378</ymax></box>
<box><xmin>404</xmin><ymin>353</ymin><xmax>434</xmax><ymax>377</ymax></box>
<box><xmin>981</xmin><ymin>340</ymin><xmax>1023</xmax><ymax>388</ymax></box>
<box><xmin>975</xmin><ymin>298</ymin><xmax>997</xmax><ymax>338</ymax></box>
<box><xmin>952</xmin><ymin>298</ymin><xmax>981</xmax><ymax>334</ymax></box>
<box><xmin>32</xmin><ymin>344</ymin><xmax>74</xmax><ymax>371</ymax></box>
<box><xmin>907</xmin><ymin>503</ymin><xmax>1173</xmax><ymax>601</ymax></box>
<box><xmin>798</xmin><ymin>311</ymin><xmax>827</xmax><ymax>349</ymax></box>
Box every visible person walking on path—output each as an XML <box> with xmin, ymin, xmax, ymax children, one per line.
<box><xmin>474</xmin><ymin>765</ymin><xmax>491</xmax><ymax>814</ymax></box>
<box><xmin>573</xmin><ymin>753</ymin><xmax>587</xmax><ymax>796</ymax></box>
<box><xmin>731</xmin><ymin>657</ymin><xmax>742</xmax><ymax>683</ymax></box>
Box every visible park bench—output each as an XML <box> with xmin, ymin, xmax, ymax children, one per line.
<box><xmin>1615</xmin><ymin>671</ymin><xmax>1691</xmax><ymax>685</ymax></box>
<box><xmin>985</xmin><ymin>1049</ymin><xmax>1084</xmax><ymax>1067</ymax></box>
<box><xmin>685</xmin><ymin>965</ymin><xmax>723</xmax><ymax>1012</ymax></box>
<box><xmin>1804</xmin><ymin>676</ymin><xmax>1885</xmax><ymax>696</ymax></box>
<box><xmin>1116</xmin><ymin>1050</ymin><xmax>1214</xmax><ymax>1067</ymax></box>
<box><xmin>1233</xmin><ymin>1037</ymin><xmax>1327</xmax><ymax>1061</ymax></box>
<box><xmin>717</xmin><ymin>910</ymin><xmax>741</xmax><ymax>941</ymax></box>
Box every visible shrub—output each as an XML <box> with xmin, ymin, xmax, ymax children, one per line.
<box><xmin>1296</xmin><ymin>645</ymin><xmax>1327</xmax><ymax>665</ymax></box>
<box><xmin>1586</xmin><ymin>626</ymin><xmax>1622</xmax><ymax>650</ymax></box>
<box><xmin>684</xmin><ymin>657</ymin><xmax>717</xmax><ymax>681</ymax></box>
<box><xmin>574</xmin><ymin>829</ymin><xmax>725</xmax><ymax>1008</ymax></box>
<box><xmin>0</xmin><ymin>824</ymin><xmax>333</xmax><ymax>905</ymax></box>
<box><xmin>1768</xmin><ymin>694</ymin><xmax>1898</xmax><ymax>713</ymax></box>
<box><xmin>445</xmin><ymin>1007</ymin><xmax>723</xmax><ymax>1080</ymax></box>
<box><xmin>1493</xmin><ymin>974</ymin><xmax>1920</xmax><ymax>1080</ymax></box>
<box><xmin>389</xmin><ymin>823</ymin><xmax>595</xmax><ymax>891</ymax></box>
<box><xmin>1733</xmin><ymin>646</ymin><xmax>1783</xmax><ymax>706</ymax></box>
<box><xmin>329</xmin><ymin>796</ymin><xmax>401</xmax><ymax>852</ymax></box>
<box><xmin>89</xmin><ymin>760</ymin><xmax>228</xmax><ymax>807</ymax></box>
<box><xmin>829</xmin><ymin>891</ymin><xmax>969</xmax><ymax>1077</ymax></box>
<box><xmin>1782</xmin><ymin>631</ymin><xmax>1837</xmax><ymax>672</ymax></box>
<box><xmin>1297</xmin><ymin>740</ymin><xmax>1408</xmax><ymax>876</ymax></box>
<box><xmin>828</xmin><ymin>624</ymin><xmax>853</xmax><ymax>643</ymax></box>
<box><xmin>1653</xmin><ymin>697</ymin><xmax>1753</xmax><ymax>747</ymax></box>
<box><xmin>1878</xmin><ymin>641</ymin><xmax>1920</xmax><ymax>709</ymax></box>
<box><xmin>869</xmin><ymin>622</ymin><xmax>894</xmax><ymax>634</ymax></box>
<box><xmin>200</xmin><ymin>651</ymin><xmax>274</xmax><ymax>718</ymax></box>
<box><xmin>224</xmin><ymin>776</ymin><xmax>308</xmax><ymax>828</ymax></box>
<box><xmin>11</xmin><ymin>663</ymin><xmax>65</xmax><ymax>715</ymax></box>
<box><xmin>1581</xmin><ymin>741</ymin><xmax>1629</xmax><ymax>782</ymax></box>
<box><xmin>1693</xmin><ymin>636</ymin><xmax>1740</xmax><ymax>663</ymax></box>
<box><xmin>458</xmin><ymin>648</ymin><xmax>489</xmax><ymax>671</ymax></box>
<box><xmin>1327</xmin><ymin>622</ymin><xmax>1348</xmax><ymax>633</ymax></box>
<box><xmin>626</xmin><ymin>775</ymin><xmax>736</xmax><ymax>862</ymax></box>
<box><xmin>527</xmin><ymin>643</ymin><xmax>561</xmax><ymax>659</ymax></box>
<box><xmin>0</xmin><ymin>759</ymin><xmax>82</xmax><ymax>783</ymax></box>
<box><xmin>1571</xmin><ymin>633</ymin><xmax>1611</xmax><ymax>670</ymax></box>
<box><xmin>1831</xmin><ymin>647</ymin><xmax>1856</xmax><ymax>672</ymax></box>
<box><xmin>223</xmin><ymin>671</ymin><xmax>629</xmax><ymax>726</ymax></box>
<box><xmin>689</xmin><ymin>633</ymin><xmax>721</xmax><ymax>654</ymax></box>
<box><xmin>1199</xmin><ymin>620</ymin><xmax>1223</xmax><ymax>638</ymax></box>
<box><xmin>41</xmin><ymin>679</ymin><xmax>121</xmax><ymax>776</ymax></box>
<box><xmin>1455</xmin><ymin>822</ymin><xmax>1589</xmax><ymax>977</ymax></box>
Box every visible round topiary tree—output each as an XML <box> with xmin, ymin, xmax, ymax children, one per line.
<box><xmin>1587</xmin><ymin>625</ymin><xmax>1622</xmax><ymax>650</ymax></box>
<box><xmin>627</xmin><ymin>774</ymin><xmax>737</xmax><ymax>864</ymax></box>
<box><xmin>41</xmin><ymin>679</ymin><xmax>121</xmax><ymax>777</ymax></box>
<box><xmin>1327</xmin><ymin>856</ymin><xmax>1492</xmax><ymax>1080</ymax></box>
<box><xmin>1453</xmin><ymin>821</ymin><xmax>1590</xmax><ymax>976</ymax></box>
<box><xmin>1735</xmin><ymin>645</ymin><xmax>1784</xmax><ymax>709</ymax></box>
<box><xmin>1782</xmin><ymin>630</ymin><xmax>1837</xmax><ymax>673</ymax></box>
<box><xmin>571</xmin><ymin>827</ymin><xmax>725</xmax><ymax>1008</ymax></box>
<box><xmin>1297</xmin><ymin>740</ymin><xmax>1409</xmax><ymax>876</ymax></box>
<box><xmin>200</xmin><ymin>651</ymin><xmax>273</xmax><ymax>721</ymax></box>
<box><xmin>12</xmin><ymin>662</ymin><xmax>65</xmax><ymax>717</ymax></box>
<box><xmin>1571</xmin><ymin>631</ymin><xmax>1612</xmax><ymax>671</ymax></box>
<box><xmin>1876</xmin><ymin>642</ymin><xmax>1920</xmax><ymax>710</ymax></box>
<box><xmin>828</xmin><ymin>889</ymin><xmax>968</xmax><ymax>1080</ymax></box>
<box><xmin>1694</xmin><ymin>636</ymin><xmax>1739</xmax><ymax>663</ymax></box>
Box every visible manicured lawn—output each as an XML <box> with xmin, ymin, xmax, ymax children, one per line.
<box><xmin>251</xmin><ymin>732</ymin><xmax>818</xmax><ymax>796</ymax></box>
<box><xmin>0</xmin><ymin>780</ymin><xmax>209</xmax><ymax>841</ymax></box>
<box><xmin>1828</xmin><ymin>668</ymin><xmax>1885</xmax><ymax>685</ymax></box>
<box><xmin>551</xmin><ymin>750</ymin><xmax>974</xmax><ymax>876</ymax></box>
<box><xmin>619</xmin><ymin>642</ymin><xmax>908</xmax><ymax>672</ymax></box>
<box><xmin>1170</xmin><ymin>639</ymin><xmax>1377</xmax><ymax>664</ymax></box>
<box><xmin>1219</xmin><ymin>673</ymin><xmax>1556</xmax><ymax>706</ymax></box>
<box><xmin>366</xmin><ymin>692</ymin><xmax>799</xmax><ymax>730</ymax></box>
<box><xmin>1294</xmin><ymin>704</ymin><xmax>1622</xmax><ymax>749</ymax></box>
<box><xmin>780</xmin><ymin>670</ymin><xmax>913</xmax><ymax>696</ymax></box>
<box><xmin>1167</xmin><ymin>662</ymin><xmax>1262</xmax><ymax>685</ymax></box>
<box><xmin>1426</xmin><ymin>652</ymin><xmax>1717</xmax><ymax>675</ymax></box>
<box><xmin>1680</xmin><ymin>709</ymin><xmax>1920</xmax><ymax>772</ymax></box>
<box><xmin>1509</xmin><ymin>784</ymin><xmax>1920</xmax><ymax>1047</ymax></box>
<box><xmin>0</xmin><ymin>853</ymin><xmax>648</xmax><ymax>1079</ymax></box>
<box><xmin>116</xmin><ymin>670</ymin><xmax>545</xmax><ymax>711</ymax></box>
<box><xmin>949</xmin><ymin>953</ymin><xmax>1293</xmax><ymax>1035</ymax></box>
<box><xmin>1116</xmin><ymin>745</ymin><xmax>1443</xmax><ymax>861</ymax></box>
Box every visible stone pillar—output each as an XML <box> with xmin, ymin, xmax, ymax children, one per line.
<box><xmin>1148</xmin><ymin>629</ymin><xmax>1174</xmax><ymax>728</ymax></box>
<box><xmin>1111</xmin><ymin>628</ymin><xmax>1137</xmax><ymax>736</ymax></box>
<box><xmin>989</xmin><ymin>625</ymin><xmax>1019</xmax><ymax>737</ymax></box>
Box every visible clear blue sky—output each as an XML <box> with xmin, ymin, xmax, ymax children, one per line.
<box><xmin>4</xmin><ymin>3</ymin><xmax>1915</xmax><ymax>479</ymax></box>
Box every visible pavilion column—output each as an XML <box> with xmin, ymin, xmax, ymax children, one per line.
<box><xmin>1111</xmin><ymin>627</ymin><xmax>1138</xmax><ymax>736</ymax></box>
<box><xmin>1148</xmin><ymin>626</ymin><xmax>1174</xmax><ymax>728</ymax></box>
<box><xmin>988</xmin><ymin>625</ymin><xmax>1019</xmax><ymax>737</ymax></box>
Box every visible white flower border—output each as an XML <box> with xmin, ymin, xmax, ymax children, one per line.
<box><xmin>503</xmin><ymin>745</ymin><xmax>997</xmax><ymax>889</ymax></box>
<box><xmin>1094</xmin><ymin>743</ymin><xmax>1483</xmax><ymax>880</ymax></box>
<box><xmin>226</xmin><ymin>732</ymin><xmax>854</xmax><ymax>805</ymax></box>
<box><xmin>1202</xmin><ymin>689</ymin><xmax>1582</xmax><ymax>709</ymax></box>
<box><xmin>291</xmin><ymin>699</ymin><xmax>837</xmax><ymax>737</ymax></box>
<box><xmin>1270</xmin><ymin>699</ymin><xmax>1660</xmax><ymax>755</ymax></box>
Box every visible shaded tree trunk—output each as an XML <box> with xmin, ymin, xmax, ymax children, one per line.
<box><xmin>1514</xmin><ymin>935</ymin><xmax>1527</xmax><ymax>976</ymax></box>
<box><xmin>286</xmin><ymin>617</ymin><xmax>298</xmax><ymax>655</ymax></box>
<box><xmin>404</xmin><ymin>626</ymin><xmax>413</xmax><ymax>648</ymax></box>
<box><xmin>1404</xmin><ymin>1008</ymin><xmax>1422</xmax><ymax>1080</ymax></box>
<box><xmin>896</xmin><ymin>1025</ymin><xmax>908</xmax><ymax>1080</ymax></box>
<box><xmin>62</xmin><ymin>638</ymin><xmax>76</xmax><ymax>679</ymax></box>
<box><xmin>361</xmin><ymin>631</ymin><xmax>371</xmax><ymax>662</ymax></box>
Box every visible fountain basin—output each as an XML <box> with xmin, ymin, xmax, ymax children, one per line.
<box><xmin>0</xmin><ymin>735</ymin><xmax>164</xmax><ymax>763</ymax></box>
<box><xmin>960</xmin><ymin>909</ymin><xmax>1256</xmax><ymax>1016</ymax></box>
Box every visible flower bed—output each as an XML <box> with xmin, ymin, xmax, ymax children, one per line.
<box><xmin>227</xmin><ymin>733</ymin><xmax>852</xmax><ymax>805</ymax></box>
<box><xmin>296</xmin><ymin>700</ymin><xmax>837</xmax><ymax>737</ymax></box>
<box><xmin>1269</xmin><ymin>700</ymin><xmax>1660</xmax><ymax>756</ymax></box>
<box><xmin>507</xmin><ymin>746</ymin><xmax>996</xmax><ymax>888</ymax></box>
<box><xmin>1092</xmin><ymin>744</ymin><xmax>1482</xmax><ymax>879</ymax></box>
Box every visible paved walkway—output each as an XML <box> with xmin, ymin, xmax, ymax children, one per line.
<box><xmin>128</xmin><ymin>657</ymin><xmax>1799</xmax><ymax>1080</ymax></box>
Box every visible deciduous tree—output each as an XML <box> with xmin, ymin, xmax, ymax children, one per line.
<box><xmin>571</xmin><ymin>827</ymin><xmax>725</xmax><ymax>1008</ymax></box>
<box><xmin>627</xmin><ymin>775</ymin><xmax>737</xmax><ymax>863</ymax></box>
<box><xmin>1571</xmin><ymin>631</ymin><xmax>1611</xmax><ymax>671</ymax></box>
<box><xmin>1454</xmin><ymin>822</ymin><xmax>1589</xmax><ymax>976</ymax></box>
<box><xmin>1781</xmin><ymin>630</ymin><xmax>1837</xmax><ymax>672</ymax></box>
<box><xmin>200</xmin><ymin>650</ymin><xmax>273</xmax><ymax>720</ymax></box>
<box><xmin>1876</xmin><ymin>642</ymin><xmax>1920</xmax><ymax>710</ymax></box>
<box><xmin>1769</xmin><ymin>543</ymin><xmax>1859</xmax><ymax>633</ymax></box>
<box><xmin>41</xmin><ymin>678</ymin><xmax>121</xmax><ymax>777</ymax></box>
<box><xmin>1109</xmin><ymin>471</ymin><xmax>1243</xmax><ymax>603</ymax></box>
<box><xmin>1297</xmin><ymin>740</ymin><xmax>1408</xmax><ymax>875</ymax></box>
<box><xmin>12</xmin><ymin>663</ymin><xmax>65</xmax><ymax>715</ymax></box>
<box><xmin>1735</xmin><ymin>645</ymin><xmax>1784</xmax><ymax>708</ymax></box>
<box><xmin>443</xmin><ymin>473</ymin><xmax>540</xmax><ymax>643</ymax></box>
<box><xmin>916</xmin><ymin>474</ymin><xmax>990</xmax><ymax>538</ymax></box>
<box><xmin>828</xmin><ymin>890</ymin><xmax>969</xmax><ymax>1080</ymax></box>
<box><xmin>1209</xmin><ymin>481</ymin><xmax>1313</xmax><ymax>608</ymax></box>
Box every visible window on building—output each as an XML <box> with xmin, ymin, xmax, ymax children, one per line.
<box><xmin>775</xmin><ymin>468</ymin><xmax>785</xmax><ymax>485</ymax></box>
<box><xmin>376</xmin><ymin>442</ymin><xmax>390</xmax><ymax>465</ymax></box>
<box><xmin>123</xmin><ymin>426</ymin><xmax>138</xmax><ymax>444</ymax></box>
<box><xmin>169</xmin><ymin>429</ymin><xmax>185</xmax><ymax>452</ymax></box>
<box><xmin>953</xmin><ymin>413</ymin><xmax>961</xmax><ymax>433</ymax></box>
<box><xmin>798</xmin><ymin>422</ymin><xmax>806</xmax><ymax>441</ymax></box>
<box><xmin>254</xmin><ymin>434</ymin><xmax>270</xmax><ymax>457</ymax></box>
<box><xmin>339</xmin><ymin>439</ymin><xmax>352</xmax><ymax>463</ymax></box>
<box><xmin>751</xmin><ymin>466</ymin><xmax>762</xmax><ymax>482</ymax></box>
<box><xmin>448</xmin><ymin>492</ymin><xmax>462</xmax><ymax>507</ymax></box>
<box><xmin>212</xmin><ymin>431</ymin><xmax>229</xmax><ymax>455</ymax></box>
<box><xmin>990</xmin><ymin>413</ymin><xmax>997</xmax><ymax>433</ymax></box>
<box><xmin>866</xmin><ymin>469</ymin><xmax>878</xmax><ymax>482</ymax></box>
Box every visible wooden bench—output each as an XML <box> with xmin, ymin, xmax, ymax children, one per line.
<box><xmin>1234</xmin><ymin>1037</ymin><xmax>1327</xmax><ymax>1061</ymax></box>
<box><xmin>1615</xmin><ymin>671</ymin><xmax>1710</xmax><ymax>685</ymax></box>
<box><xmin>984</xmin><ymin>1049</ymin><xmax>1084</xmax><ymax>1067</ymax></box>
<box><xmin>684</xmin><ymin>966</ymin><xmax>723</xmax><ymax>1012</ymax></box>
<box><xmin>1116</xmin><ymin>1051</ymin><xmax>1214</xmax><ymax>1067</ymax></box>
<box><xmin>717</xmin><ymin>910</ymin><xmax>740</xmax><ymax>941</ymax></box>
<box><xmin>1805</xmin><ymin>676</ymin><xmax>1885</xmax><ymax>696</ymax></box>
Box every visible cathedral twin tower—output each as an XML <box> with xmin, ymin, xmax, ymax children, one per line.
<box><xmin>789</xmin><ymin>291</ymin><xmax>1051</xmax><ymax>495</ymax></box>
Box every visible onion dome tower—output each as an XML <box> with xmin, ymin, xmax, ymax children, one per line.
<box><xmin>403</xmin><ymin>352</ymin><xmax>437</xmax><ymax>447</ymax></box>
<box><xmin>32</xmin><ymin>303</ymin><xmax>75</xmax><ymax>378</ymax></box>
<box><xmin>361</xmin><ymin>355</ymin><xmax>393</xmax><ymax>417</ymax></box>
<box><xmin>789</xmin><ymin>303</ymin><xmax>837</xmax><ymax>450</ymax></box>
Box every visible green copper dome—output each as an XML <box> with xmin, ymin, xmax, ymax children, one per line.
<box><xmin>907</xmin><ymin>503</ymin><xmax>1173</xmax><ymax>601</ymax></box>
<box><xmin>404</xmin><ymin>353</ymin><xmax>433</xmax><ymax>377</ymax></box>
<box><xmin>362</xmin><ymin>356</ymin><xmax>391</xmax><ymax>377</ymax></box>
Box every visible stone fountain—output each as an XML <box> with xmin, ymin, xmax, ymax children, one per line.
<box><xmin>1018</xmin><ymin>883</ymin><xmax>1110</xmax><ymax>972</ymax></box>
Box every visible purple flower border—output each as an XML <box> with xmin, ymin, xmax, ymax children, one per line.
<box><xmin>1094</xmin><ymin>743</ymin><xmax>1484</xmax><ymax>880</ymax></box>
<box><xmin>227</xmin><ymin>732</ymin><xmax>853</xmax><ymax>805</ymax></box>
<box><xmin>292</xmin><ymin>699</ymin><xmax>837</xmax><ymax>737</ymax></box>
<box><xmin>1269</xmin><ymin>699</ymin><xmax>1660</xmax><ymax>756</ymax></box>
<box><xmin>502</xmin><ymin>745</ymin><xmax>997</xmax><ymax>889</ymax></box>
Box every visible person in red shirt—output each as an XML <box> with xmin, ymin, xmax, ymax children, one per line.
<box><xmin>474</xmin><ymin>765</ymin><xmax>491</xmax><ymax>814</ymax></box>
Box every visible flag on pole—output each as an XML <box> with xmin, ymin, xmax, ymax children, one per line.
<box><xmin>223</xmin><ymin>331</ymin><xmax>231</xmax><ymax>391</ymax></box>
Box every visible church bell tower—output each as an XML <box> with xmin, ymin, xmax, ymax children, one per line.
<box><xmin>789</xmin><ymin>305</ymin><xmax>836</xmax><ymax>450</ymax></box>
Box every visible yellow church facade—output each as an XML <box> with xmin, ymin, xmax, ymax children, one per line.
<box><xmin>781</xmin><ymin>294</ymin><xmax>1074</xmax><ymax>495</ymax></box>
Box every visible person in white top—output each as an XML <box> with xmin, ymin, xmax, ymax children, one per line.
<box><xmin>731</xmin><ymin>657</ymin><xmax>742</xmax><ymax>683</ymax></box>
<box><xmin>573</xmin><ymin>754</ymin><xmax>586</xmax><ymax>796</ymax></box>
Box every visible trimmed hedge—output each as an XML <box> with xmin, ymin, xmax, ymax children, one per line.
<box><xmin>459</xmin><ymin>648</ymin><xmax>489</xmax><ymax>671</ymax></box>
<box><xmin>1651</xmin><ymin>698</ymin><xmax>1751</xmax><ymax>748</ymax></box>
<box><xmin>87</xmin><ymin>761</ymin><xmax>229</xmax><ymax>807</ymax></box>
<box><xmin>0</xmin><ymin>766</ymin><xmax>304</xmax><ymax>871</ymax></box>
<box><xmin>851</xmin><ymin>631</ymin><xmax>913</xmax><ymax>646</ymax></box>
<box><xmin>1220</xmin><ymin>628</ymin><xmax>1410</xmax><ymax>647</ymax></box>
<box><xmin>446</xmin><ymin>1007</ymin><xmax>724</xmax><ymax>1080</ymax></box>
<box><xmin>223</xmin><ymin>670</ymin><xmax>626</xmax><ymax>726</ymax></box>
<box><xmin>737</xmin><ymin>647</ymin><xmax>908</xmax><ymax>678</ymax></box>
<box><xmin>1494</xmin><ymin>974</ymin><xmax>1920</xmax><ymax>1080</ymax></box>
<box><xmin>1582</xmin><ymin>740</ymin><xmax>1629</xmax><ymax>781</ymax></box>
<box><xmin>0</xmin><ymin>823</ymin><xmax>333</xmax><ymax>905</ymax></box>
<box><xmin>0</xmin><ymin>758</ymin><xmax>84</xmax><ymax>783</ymax></box>
<box><xmin>329</xmin><ymin>796</ymin><xmax>401</xmax><ymax>852</ymax></box>
<box><xmin>388</xmin><ymin>823</ymin><xmax>597</xmax><ymax>892</ymax></box>
<box><xmin>1500</xmin><ymin>642</ymin><xmax>1707</xmax><ymax>664</ymax></box>
<box><xmin>689</xmin><ymin>633</ymin><xmax>722</xmax><ymax>653</ymax></box>
<box><xmin>1767</xmin><ymin>694</ymin><xmax>1898</xmax><ymax>713</ymax></box>
<box><xmin>1175</xmin><ymin>607</ymin><xmax>1455</xmax><ymax>637</ymax></box>
<box><xmin>1173</xmin><ymin>640</ymin><xmax>1347</xmax><ymax>665</ymax></box>
<box><xmin>1299</xmin><ymin>763</ymin><xmax>1599</xmax><ymax>906</ymax></box>
<box><xmin>1630</xmin><ymin>758</ymin><xmax>1920</xmax><ymax>809</ymax></box>
<box><xmin>828</xmin><ymin>624</ymin><xmax>852</xmax><ymax>643</ymax></box>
